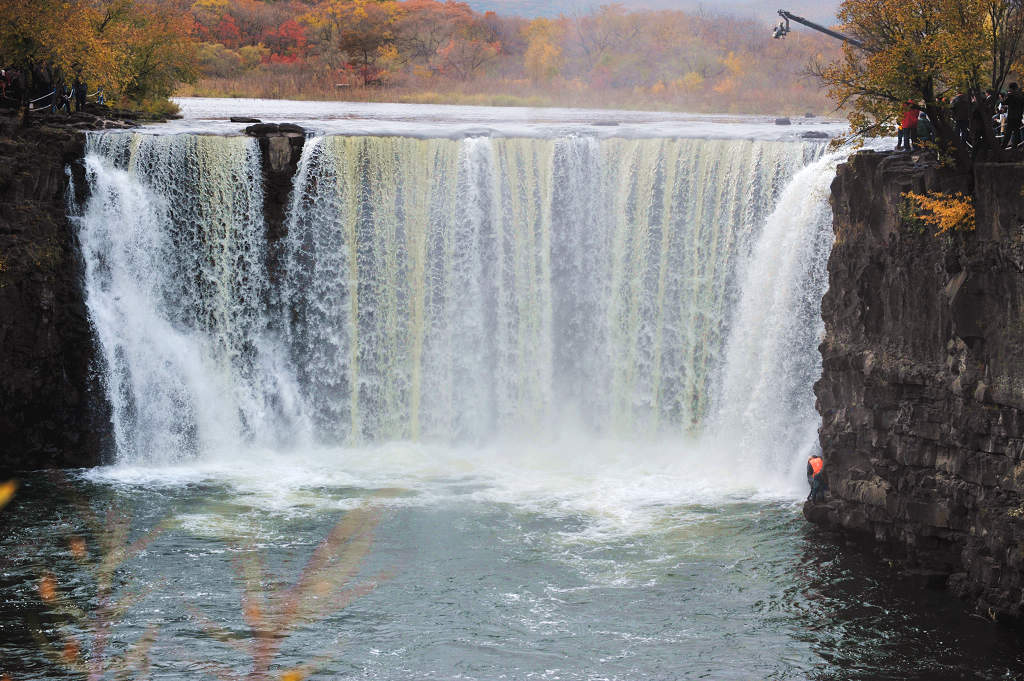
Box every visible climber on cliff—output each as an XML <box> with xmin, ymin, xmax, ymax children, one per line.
<box><xmin>807</xmin><ymin>454</ymin><xmax>828</xmax><ymax>502</ymax></box>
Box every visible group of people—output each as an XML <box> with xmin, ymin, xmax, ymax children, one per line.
<box><xmin>896</xmin><ymin>83</ymin><xmax>1024</xmax><ymax>152</ymax></box>
<box><xmin>0</xmin><ymin>68</ymin><xmax>104</xmax><ymax>113</ymax></box>
<box><xmin>51</xmin><ymin>79</ymin><xmax>92</xmax><ymax>113</ymax></box>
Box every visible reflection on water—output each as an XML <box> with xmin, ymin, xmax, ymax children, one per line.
<box><xmin>1</xmin><ymin>472</ymin><xmax>1022</xmax><ymax>681</ymax></box>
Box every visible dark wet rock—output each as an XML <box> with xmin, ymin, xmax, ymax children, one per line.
<box><xmin>248</xmin><ymin>129</ymin><xmax>305</xmax><ymax>282</ymax></box>
<box><xmin>810</xmin><ymin>149</ymin><xmax>1024</xmax><ymax>620</ymax></box>
<box><xmin>801</xmin><ymin>131</ymin><xmax>830</xmax><ymax>139</ymax></box>
<box><xmin>244</xmin><ymin>122</ymin><xmax>307</xmax><ymax>138</ymax></box>
<box><xmin>0</xmin><ymin>116</ymin><xmax>109</xmax><ymax>475</ymax></box>
<box><xmin>245</xmin><ymin>122</ymin><xmax>280</xmax><ymax>136</ymax></box>
<box><xmin>231</xmin><ymin>116</ymin><xmax>261</xmax><ymax>123</ymax></box>
<box><xmin>775</xmin><ymin>117</ymin><xmax>791</xmax><ymax>125</ymax></box>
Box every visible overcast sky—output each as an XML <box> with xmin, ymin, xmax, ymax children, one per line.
<box><xmin>467</xmin><ymin>0</ymin><xmax>842</xmax><ymax>24</ymax></box>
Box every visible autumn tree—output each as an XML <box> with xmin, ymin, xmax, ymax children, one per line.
<box><xmin>305</xmin><ymin>0</ymin><xmax>404</xmax><ymax>86</ymax></box>
<box><xmin>265</xmin><ymin>19</ymin><xmax>310</xmax><ymax>58</ymax></box>
<box><xmin>814</xmin><ymin>0</ymin><xmax>1024</xmax><ymax>162</ymax></box>
<box><xmin>0</xmin><ymin>0</ymin><xmax>121</xmax><ymax>104</ymax></box>
<box><xmin>568</xmin><ymin>4</ymin><xmax>638</xmax><ymax>74</ymax></box>
<box><xmin>0</xmin><ymin>0</ymin><xmax>195</xmax><ymax>115</ymax></box>
<box><xmin>117</xmin><ymin>1</ymin><xmax>199</xmax><ymax>103</ymax></box>
<box><xmin>436</xmin><ymin>35</ymin><xmax>501</xmax><ymax>80</ymax></box>
<box><xmin>523</xmin><ymin>18</ymin><xmax>565</xmax><ymax>82</ymax></box>
<box><xmin>394</xmin><ymin>0</ymin><xmax>474</xmax><ymax>63</ymax></box>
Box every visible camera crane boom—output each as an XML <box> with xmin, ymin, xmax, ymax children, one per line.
<box><xmin>771</xmin><ymin>9</ymin><xmax>865</xmax><ymax>49</ymax></box>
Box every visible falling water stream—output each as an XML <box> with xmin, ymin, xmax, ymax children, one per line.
<box><xmin>1</xmin><ymin>102</ymin><xmax>1021</xmax><ymax>680</ymax></box>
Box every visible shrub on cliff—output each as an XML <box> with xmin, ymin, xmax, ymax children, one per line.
<box><xmin>902</xmin><ymin>191</ymin><xmax>976</xmax><ymax>235</ymax></box>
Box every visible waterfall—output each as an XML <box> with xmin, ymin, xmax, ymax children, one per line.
<box><xmin>712</xmin><ymin>152</ymin><xmax>845</xmax><ymax>485</ymax></box>
<box><xmin>78</xmin><ymin>131</ymin><xmax>831</xmax><ymax>468</ymax></box>
<box><xmin>79</xmin><ymin>134</ymin><xmax>305</xmax><ymax>463</ymax></box>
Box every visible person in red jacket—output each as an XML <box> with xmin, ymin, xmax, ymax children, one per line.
<box><xmin>897</xmin><ymin>101</ymin><xmax>920</xmax><ymax>151</ymax></box>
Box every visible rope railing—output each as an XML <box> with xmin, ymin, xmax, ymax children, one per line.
<box><xmin>29</xmin><ymin>89</ymin><xmax>55</xmax><ymax>104</ymax></box>
<box><xmin>25</xmin><ymin>89</ymin><xmax>58</xmax><ymax>111</ymax></box>
<box><xmin>0</xmin><ymin>87</ymin><xmax>106</xmax><ymax>111</ymax></box>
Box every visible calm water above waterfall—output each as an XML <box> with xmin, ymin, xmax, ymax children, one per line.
<box><xmin>2</xmin><ymin>101</ymin><xmax>1022</xmax><ymax>679</ymax></box>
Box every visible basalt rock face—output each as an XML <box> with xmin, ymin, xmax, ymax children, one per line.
<box><xmin>807</xmin><ymin>150</ymin><xmax>1024</xmax><ymax>618</ymax></box>
<box><xmin>0</xmin><ymin>118</ymin><xmax>103</xmax><ymax>474</ymax></box>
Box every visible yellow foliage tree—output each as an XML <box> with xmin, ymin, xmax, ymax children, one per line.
<box><xmin>903</xmin><ymin>191</ymin><xmax>976</xmax><ymax>235</ymax></box>
<box><xmin>304</xmin><ymin>0</ymin><xmax>404</xmax><ymax>85</ymax></box>
<box><xmin>0</xmin><ymin>0</ymin><xmax>122</xmax><ymax>94</ymax></box>
<box><xmin>0</xmin><ymin>0</ymin><xmax>195</xmax><ymax>112</ymax></box>
<box><xmin>524</xmin><ymin>18</ymin><xmax>564</xmax><ymax>82</ymax></box>
<box><xmin>815</xmin><ymin>0</ymin><xmax>1024</xmax><ymax>162</ymax></box>
<box><xmin>721</xmin><ymin>51</ymin><xmax>744</xmax><ymax>77</ymax></box>
<box><xmin>675</xmin><ymin>71</ymin><xmax>704</xmax><ymax>92</ymax></box>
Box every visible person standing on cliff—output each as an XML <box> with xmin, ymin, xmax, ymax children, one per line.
<box><xmin>1004</xmin><ymin>83</ymin><xmax>1024</xmax><ymax>148</ymax></box>
<box><xmin>807</xmin><ymin>454</ymin><xmax>827</xmax><ymax>502</ymax></box>
<box><xmin>951</xmin><ymin>91</ymin><xmax>972</xmax><ymax>145</ymax></box>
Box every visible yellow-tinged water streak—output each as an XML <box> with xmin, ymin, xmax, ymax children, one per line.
<box><xmin>282</xmin><ymin>135</ymin><xmax>816</xmax><ymax>444</ymax></box>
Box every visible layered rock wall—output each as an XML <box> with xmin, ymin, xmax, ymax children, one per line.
<box><xmin>808</xmin><ymin>150</ymin><xmax>1024</xmax><ymax>618</ymax></box>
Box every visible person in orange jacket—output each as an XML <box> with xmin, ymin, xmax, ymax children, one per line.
<box><xmin>807</xmin><ymin>454</ymin><xmax>828</xmax><ymax>502</ymax></box>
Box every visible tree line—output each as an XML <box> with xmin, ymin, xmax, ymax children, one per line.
<box><xmin>183</xmin><ymin>0</ymin><xmax>839</xmax><ymax>113</ymax></box>
<box><xmin>0</xmin><ymin>0</ymin><xmax>843</xmax><ymax>115</ymax></box>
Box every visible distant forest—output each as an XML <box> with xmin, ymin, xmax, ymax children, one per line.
<box><xmin>179</xmin><ymin>0</ymin><xmax>841</xmax><ymax>114</ymax></box>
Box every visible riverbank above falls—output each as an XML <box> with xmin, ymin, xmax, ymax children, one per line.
<box><xmin>807</xmin><ymin>148</ymin><xmax>1024</xmax><ymax>620</ymax></box>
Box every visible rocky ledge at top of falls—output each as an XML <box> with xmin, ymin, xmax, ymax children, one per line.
<box><xmin>807</xmin><ymin>148</ymin><xmax>1024</xmax><ymax>620</ymax></box>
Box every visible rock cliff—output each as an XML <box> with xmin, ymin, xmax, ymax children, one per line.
<box><xmin>0</xmin><ymin>117</ymin><xmax>100</xmax><ymax>474</ymax></box>
<box><xmin>807</xmin><ymin>149</ymin><xmax>1024</xmax><ymax>619</ymax></box>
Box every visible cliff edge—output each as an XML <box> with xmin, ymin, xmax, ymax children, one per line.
<box><xmin>808</xmin><ymin>149</ymin><xmax>1024</xmax><ymax>619</ymax></box>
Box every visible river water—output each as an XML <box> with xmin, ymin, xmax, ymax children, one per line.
<box><xmin>1</xmin><ymin>99</ymin><xmax>1022</xmax><ymax>680</ymax></box>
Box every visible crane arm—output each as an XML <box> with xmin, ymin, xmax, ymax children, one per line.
<box><xmin>774</xmin><ymin>9</ymin><xmax>865</xmax><ymax>49</ymax></box>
